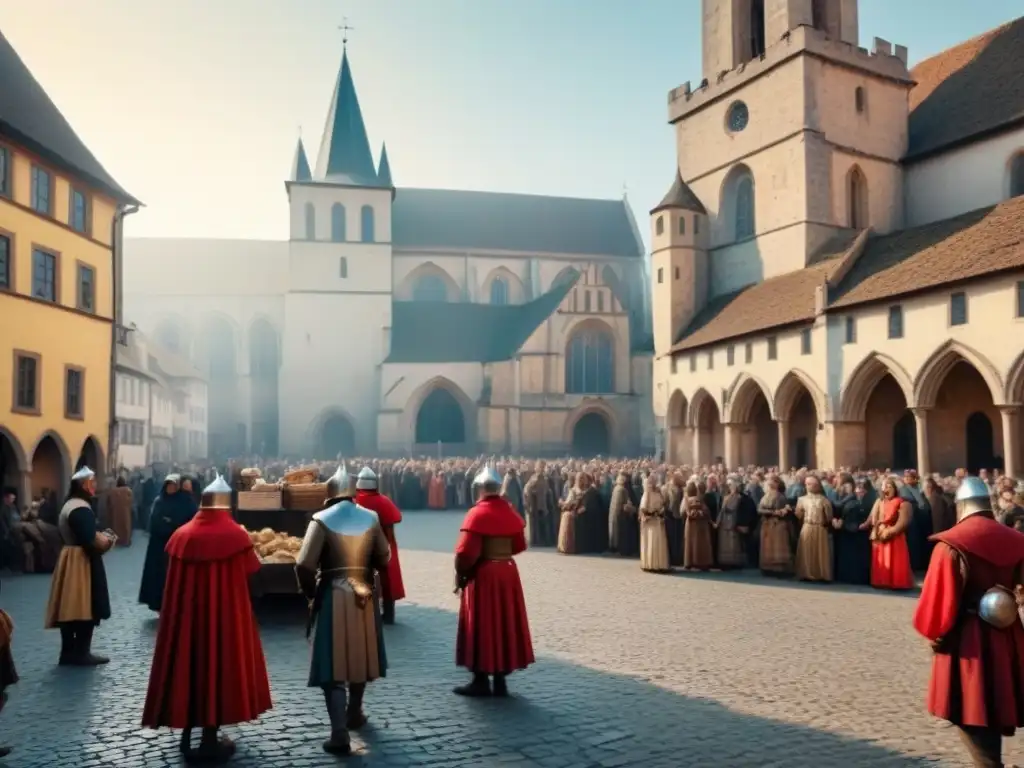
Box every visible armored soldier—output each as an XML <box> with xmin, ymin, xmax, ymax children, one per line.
<box><xmin>44</xmin><ymin>465</ymin><xmax>115</xmax><ymax>666</ymax></box>
<box><xmin>296</xmin><ymin>465</ymin><xmax>391</xmax><ymax>755</ymax></box>
<box><xmin>914</xmin><ymin>475</ymin><xmax>1024</xmax><ymax>768</ymax></box>
<box><xmin>355</xmin><ymin>466</ymin><xmax>405</xmax><ymax>624</ymax></box>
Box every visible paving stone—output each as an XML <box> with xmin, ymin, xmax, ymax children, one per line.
<box><xmin>0</xmin><ymin>510</ymin><xmax>1003</xmax><ymax>766</ymax></box>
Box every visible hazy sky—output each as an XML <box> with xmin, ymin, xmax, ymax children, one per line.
<box><xmin>4</xmin><ymin>0</ymin><xmax>1022</xmax><ymax>247</ymax></box>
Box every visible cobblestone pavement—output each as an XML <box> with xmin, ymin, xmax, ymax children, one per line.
<box><xmin>0</xmin><ymin>510</ymin><xmax>1008</xmax><ymax>767</ymax></box>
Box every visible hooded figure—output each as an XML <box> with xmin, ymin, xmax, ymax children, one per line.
<box><xmin>142</xmin><ymin>475</ymin><xmax>272</xmax><ymax>763</ymax></box>
<box><xmin>355</xmin><ymin>466</ymin><xmax>405</xmax><ymax>624</ymax></box>
<box><xmin>44</xmin><ymin>466</ymin><xmax>115</xmax><ymax>666</ymax></box>
<box><xmin>295</xmin><ymin>465</ymin><xmax>391</xmax><ymax>755</ymax></box>
<box><xmin>452</xmin><ymin>465</ymin><xmax>534</xmax><ymax>698</ymax></box>
<box><xmin>138</xmin><ymin>474</ymin><xmax>197</xmax><ymax>612</ymax></box>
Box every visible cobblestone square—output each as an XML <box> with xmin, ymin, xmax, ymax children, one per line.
<box><xmin>0</xmin><ymin>511</ymin><xmax>1010</xmax><ymax>767</ymax></box>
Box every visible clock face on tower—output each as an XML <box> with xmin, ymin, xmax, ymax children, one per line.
<box><xmin>727</xmin><ymin>101</ymin><xmax>749</xmax><ymax>133</ymax></box>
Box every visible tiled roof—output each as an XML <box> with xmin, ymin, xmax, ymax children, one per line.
<box><xmin>906</xmin><ymin>16</ymin><xmax>1024</xmax><ymax>160</ymax></box>
<box><xmin>0</xmin><ymin>30</ymin><xmax>138</xmax><ymax>204</ymax></box>
<box><xmin>392</xmin><ymin>188</ymin><xmax>643</xmax><ymax>258</ymax></box>
<box><xmin>651</xmin><ymin>171</ymin><xmax>706</xmax><ymax>214</ymax></box>
<box><xmin>830</xmin><ymin>195</ymin><xmax>1024</xmax><ymax>308</ymax></box>
<box><xmin>386</xmin><ymin>270</ymin><xmax>579</xmax><ymax>364</ymax></box>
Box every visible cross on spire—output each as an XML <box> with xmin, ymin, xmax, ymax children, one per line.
<box><xmin>339</xmin><ymin>17</ymin><xmax>354</xmax><ymax>49</ymax></box>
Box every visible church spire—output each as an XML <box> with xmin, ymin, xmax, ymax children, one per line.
<box><xmin>290</xmin><ymin>135</ymin><xmax>312</xmax><ymax>182</ymax></box>
<box><xmin>377</xmin><ymin>142</ymin><xmax>393</xmax><ymax>187</ymax></box>
<box><xmin>314</xmin><ymin>49</ymin><xmax>378</xmax><ymax>185</ymax></box>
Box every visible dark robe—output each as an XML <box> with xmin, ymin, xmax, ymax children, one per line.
<box><xmin>138</xmin><ymin>490</ymin><xmax>198</xmax><ymax>611</ymax></box>
<box><xmin>662</xmin><ymin>483</ymin><xmax>684</xmax><ymax>566</ymax></box>
<box><xmin>737</xmin><ymin>492</ymin><xmax>759</xmax><ymax>568</ymax></box>
<box><xmin>610</xmin><ymin>483</ymin><xmax>640</xmax><ymax>558</ymax></box>
<box><xmin>833</xmin><ymin>493</ymin><xmax>872</xmax><ymax>585</ymax></box>
<box><xmin>901</xmin><ymin>484</ymin><xmax>932</xmax><ymax>571</ymax></box>
<box><xmin>575</xmin><ymin>487</ymin><xmax>605</xmax><ymax>554</ymax></box>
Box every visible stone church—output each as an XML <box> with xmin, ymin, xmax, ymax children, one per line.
<box><xmin>123</xmin><ymin>49</ymin><xmax>653</xmax><ymax>459</ymax></box>
<box><xmin>652</xmin><ymin>0</ymin><xmax>1024</xmax><ymax>476</ymax></box>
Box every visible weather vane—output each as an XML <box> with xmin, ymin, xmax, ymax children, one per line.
<box><xmin>339</xmin><ymin>17</ymin><xmax>355</xmax><ymax>49</ymax></box>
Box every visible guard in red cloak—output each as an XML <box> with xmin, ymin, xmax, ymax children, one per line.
<box><xmin>142</xmin><ymin>475</ymin><xmax>272</xmax><ymax>763</ymax></box>
<box><xmin>453</xmin><ymin>465</ymin><xmax>534</xmax><ymax>697</ymax></box>
<box><xmin>356</xmin><ymin>466</ymin><xmax>405</xmax><ymax>624</ymax></box>
<box><xmin>913</xmin><ymin>475</ymin><xmax>1024</xmax><ymax>768</ymax></box>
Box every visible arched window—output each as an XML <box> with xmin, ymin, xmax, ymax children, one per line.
<box><xmin>732</xmin><ymin>171</ymin><xmax>756</xmax><ymax>240</ymax></box>
<box><xmin>749</xmin><ymin>0</ymin><xmax>766</xmax><ymax>59</ymax></box>
<box><xmin>855</xmin><ymin>86</ymin><xmax>866</xmax><ymax>113</ymax></box>
<box><xmin>304</xmin><ymin>203</ymin><xmax>316</xmax><ymax>240</ymax></box>
<box><xmin>330</xmin><ymin>203</ymin><xmax>346</xmax><ymax>242</ymax></box>
<box><xmin>655</xmin><ymin>216</ymin><xmax>664</xmax><ymax>236</ymax></box>
<box><xmin>413</xmin><ymin>274</ymin><xmax>449</xmax><ymax>302</ymax></box>
<box><xmin>565</xmin><ymin>327</ymin><xmax>615</xmax><ymax>394</ymax></box>
<box><xmin>847</xmin><ymin>166</ymin><xmax>869</xmax><ymax>229</ymax></box>
<box><xmin>360</xmin><ymin>205</ymin><xmax>375</xmax><ymax>243</ymax></box>
<box><xmin>1011</xmin><ymin>152</ymin><xmax>1024</xmax><ymax>199</ymax></box>
<box><xmin>490</xmin><ymin>277</ymin><xmax>509</xmax><ymax>305</ymax></box>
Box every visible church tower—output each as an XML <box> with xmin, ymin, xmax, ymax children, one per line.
<box><xmin>279</xmin><ymin>45</ymin><xmax>396</xmax><ymax>455</ymax></box>
<box><xmin>650</xmin><ymin>173</ymin><xmax>709</xmax><ymax>358</ymax></box>
<box><xmin>671</xmin><ymin>0</ymin><xmax>913</xmax><ymax>296</ymax></box>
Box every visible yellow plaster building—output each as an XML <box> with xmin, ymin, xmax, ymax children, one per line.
<box><xmin>0</xmin><ymin>29</ymin><xmax>138</xmax><ymax>505</ymax></box>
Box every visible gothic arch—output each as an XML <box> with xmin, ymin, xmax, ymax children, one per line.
<box><xmin>1005</xmin><ymin>349</ymin><xmax>1024</xmax><ymax>404</ymax></box>
<box><xmin>398</xmin><ymin>262</ymin><xmax>460</xmax><ymax>302</ymax></box>
<box><xmin>78</xmin><ymin>435</ymin><xmax>105</xmax><ymax>474</ymax></box>
<box><xmin>563</xmin><ymin>401</ymin><xmax>619</xmax><ymax>445</ymax></box>
<box><xmin>482</xmin><ymin>266</ymin><xmax>523</xmax><ymax>305</ymax></box>
<box><xmin>774</xmin><ymin>369</ymin><xmax>827</xmax><ymax>423</ymax></box>
<box><xmin>550</xmin><ymin>266</ymin><xmax>581</xmax><ymax>292</ymax></box>
<box><xmin>667</xmin><ymin>389</ymin><xmax>688</xmax><ymax>428</ymax></box>
<box><xmin>28</xmin><ymin>430</ymin><xmax>72</xmax><ymax>474</ymax></box>
<box><xmin>721</xmin><ymin>164</ymin><xmax>756</xmax><ymax>241</ymax></box>
<box><xmin>0</xmin><ymin>426</ymin><xmax>28</xmax><ymax>473</ymax></box>
<box><xmin>248</xmin><ymin>316</ymin><xmax>280</xmax><ymax>365</ymax></box>
<box><xmin>724</xmin><ymin>372</ymin><xmax>775</xmax><ymax>423</ymax></box>
<box><xmin>687</xmin><ymin>387</ymin><xmax>721</xmax><ymax>429</ymax></box>
<box><xmin>846</xmin><ymin>164</ymin><xmax>869</xmax><ymax>229</ymax></box>
<box><xmin>839</xmin><ymin>352</ymin><xmax>915</xmax><ymax>421</ymax></box>
<box><xmin>913</xmin><ymin>340</ymin><xmax>1003</xmax><ymax>408</ymax></box>
<box><xmin>405</xmin><ymin>376</ymin><xmax>476</xmax><ymax>446</ymax></box>
<box><xmin>310</xmin><ymin>407</ymin><xmax>358</xmax><ymax>458</ymax></box>
<box><xmin>564</xmin><ymin>318</ymin><xmax>617</xmax><ymax>395</ymax></box>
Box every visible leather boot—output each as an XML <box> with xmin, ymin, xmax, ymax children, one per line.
<box><xmin>322</xmin><ymin>686</ymin><xmax>351</xmax><ymax>755</ymax></box>
<box><xmin>72</xmin><ymin>623</ymin><xmax>109</xmax><ymax>666</ymax></box>
<box><xmin>382</xmin><ymin>600</ymin><xmax>396</xmax><ymax>625</ymax></box>
<box><xmin>58</xmin><ymin>625</ymin><xmax>76</xmax><ymax>666</ymax></box>
<box><xmin>492</xmin><ymin>673</ymin><xmax>509</xmax><ymax>698</ymax></box>
<box><xmin>185</xmin><ymin>726</ymin><xmax>235</xmax><ymax>764</ymax></box>
<box><xmin>453</xmin><ymin>673</ymin><xmax>491</xmax><ymax>697</ymax></box>
<box><xmin>346</xmin><ymin>683</ymin><xmax>368</xmax><ymax>729</ymax></box>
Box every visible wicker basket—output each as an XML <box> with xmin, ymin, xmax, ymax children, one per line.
<box><xmin>284</xmin><ymin>466</ymin><xmax>320</xmax><ymax>485</ymax></box>
<box><xmin>237</xmin><ymin>490</ymin><xmax>283</xmax><ymax>511</ymax></box>
<box><xmin>283</xmin><ymin>483</ymin><xmax>328</xmax><ymax>512</ymax></box>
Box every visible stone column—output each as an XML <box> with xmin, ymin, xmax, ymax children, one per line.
<box><xmin>1001</xmin><ymin>406</ymin><xmax>1020</xmax><ymax>479</ymax></box>
<box><xmin>723</xmin><ymin>424</ymin><xmax>741</xmax><ymax>470</ymax></box>
<box><xmin>777</xmin><ymin>420</ymin><xmax>791</xmax><ymax>471</ymax></box>
<box><xmin>912</xmin><ymin>407</ymin><xmax>931</xmax><ymax>476</ymax></box>
<box><xmin>692</xmin><ymin>427</ymin><xmax>703</xmax><ymax>467</ymax></box>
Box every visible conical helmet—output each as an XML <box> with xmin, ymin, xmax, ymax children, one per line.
<box><xmin>356</xmin><ymin>466</ymin><xmax>377</xmax><ymax>490</ymax></box>
<box><xmin>71</xmin><ymin>465</ymin><xmax>95</xmax><ymax>482</ymax></box>
<box><xmin>201</xmin><ymin>475</ymin><xmax>233</xmax><ymax>509</ymax></box>
<box><xmin>473</xmin><ymin>464</ymin><xmax>502</xmax><ymax>496</ymax></box>
<box><xmin>326</xmin><ymin>463</ymin><xmax>354</xmax><ymax>499</ymax></box>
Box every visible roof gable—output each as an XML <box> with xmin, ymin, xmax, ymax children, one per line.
<box><xmin>907</xmin><ymin>16</ymin><xmax>1024</xmax><ymax>160</ymax></box>
<box><xmin>391</xmin><ymin>188</ymin><xmax>643</xmax><ymax>258</ymax></box>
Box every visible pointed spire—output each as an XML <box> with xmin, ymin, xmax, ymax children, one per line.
<box><xmin>377</xmin><ymin>142</ymin><xmax>393</xmax><ymax>187</ymax></box>
<box><xmin>291</xmin><ymin>136</ymin><xmax>312</xmax><ymax>182</ymax></box>
<box><xmin>314</xmin><ymin>50</ymin><xmax>378</xmax><ymax>185</ymax></box>
<box><xmin>650</xmin><ymin>169</ymin><xmax>706</xmax><ymax>215</ymax></box>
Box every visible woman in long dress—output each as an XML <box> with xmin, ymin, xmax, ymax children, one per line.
<box><xmin>833</xmin><ymin>478</ymin><xmax>872</xmax><ymax>585</ymax></box>
<box><xmin>715</xmin><ymin>477</ymin><xmax>748</xmax><ymax>569</ymax></box>
<box><xmin>639</xmin><ymin>475</ymin><xmax>670</xmax><ymax>573</ymax></box>
<box><xmin>557</xmin><ymin>478</ymin><xmax>582</xmax><ymax>555</ymax></box>
<box><xmin>794</xmin><ymin>476</ymin><xmax>834</xmax><ymax>582</ymax></box>
<box><xmin>758</xmin><ymin>476</ymin><xmax>795</xmax><ymax>576</ymax></box>
<box><xmin>683</xmin><ymin>481</ymin><xmax>715</xmax><ymax>571</ymax></box>
<box><xmin>662</xmin><ymin>473</ymin><xmax>685</xmax><ymax>566</ymax></box>
<box><xmin>863</xmin><ymin>477</ymin><xmax>914</xmax><ymax>590</ymax></box>
<box><xmin>609</xmin><ymin>472</ymin><xmax>640</xmax><ymax>557</ymax></box>
<box><xmin>138</xmin><ymin>475</ymin><xmax>197</xmax><ymax>612</ymax></box>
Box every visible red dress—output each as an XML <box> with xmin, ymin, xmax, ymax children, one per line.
<box><xmin>356</xmin><ymin>489</ymin><xmax>406</xmax><ymax>602</ymax></box>
<box><xmin>871</xmin><ymin>497</ymin><xmax>914</xmax><ymax>590</ymax></box>
<box><xmin>455</xmin><ymin>496</ymin><xmax>534</xmax><ymax>674</ymax></box>
<box><xmin>913</xmin><ymin>515</ymin><xmax>1024</xmax><ymax>730</ymax></box>
<box><xmin>142</xmin><ymin>508</ymin><xmax>272</xmax><ymax>729</ymax></box>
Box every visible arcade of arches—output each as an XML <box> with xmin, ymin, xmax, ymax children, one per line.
<box><xmin>0</xmin><ymin>431</ymin><xmax>106</xmax><ymax>508</ymax></box>
<box><xmin>665</xmin><ymin>356</ymin><xmax>1024</xmax><ymax>475</ymax></box>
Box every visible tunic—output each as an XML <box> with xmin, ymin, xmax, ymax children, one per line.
<box><xmin>795</xmin><ymin>493</ymin><xmax>833</xmax><ymax>582</ymax></box>
<box><xmin>716</xmin><ymin>494</ymin><xmax>746</xmax><ymax>568</ymax></box>
<box><xmin>454</xmin><ymin>496</ymin><xmax>534</xmax><ymax>675</ymax></box>
<box><xmin>639</xmin><ymin>489</ymin><xmax>670</xmax><ymax>572</ymax></box>
<box><xmin>296</xmin><ymin>499</ymin><xmax>391</xmax><ymax>686</ymax></box>
<box><xmin>142</xmin><ymin>507</ymin><xmax>272</xmax><ymax>729</ymax></box>
<box><xmin>758</xmin><ymin>492</ymin><xmax>794</xmax><ymax>574</ymax></box>
<box><xmin>45</xmin><ymin>497</ymin><xmax>111</xmax><ymax>628</ymax></box>
<box><xmin>913</xmin><ymin>515</ymin><xmax>1024</xmax><ymax>730</ymax></box>
<box><xmin>523</xmin><ymin>475</ymin><xmax>554</xmax><ymax>548</ymax></box>
<box><xmin>683</xmin><ymin>497</ymin><xmax>715</xmax><ymax>570</ymax></box>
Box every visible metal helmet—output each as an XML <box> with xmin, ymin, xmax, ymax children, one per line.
<box><xmin>200</xmin><ymin>475</ymin><xmax>233</xmax><ymax>509</ymax></box>
<box><xmin>356</xmin><ymin>466</ymin><xmax>378</xmax><ymax>491</ymax></box>
<box><xmin>71</xmin><ymin>465</ymin><xmax>96</xmax><ymax>483</ymax></box>
<box><xmin>955</xmin><ymin>475</ymin><xmax>992</xmax><ymax>522</ymax></box>
<box><xmin>326</xmin><ymin>464</ymin><xmax>354</xmax><ymax>499</ymax></box>
<box><xmin>473</xmin><ymin>464</ymin><xmax>502</xmax><ymax>497</ymax></box>
<box><xmin>978</xmin><ymin>587</ymin><xmax>1020</xmax><ymax>629</ymax></box>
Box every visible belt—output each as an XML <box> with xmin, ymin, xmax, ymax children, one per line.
<box><xmin>481</xmin><ymin>554</ymin><xmax>512</xmax><ymax>561</ymax></box>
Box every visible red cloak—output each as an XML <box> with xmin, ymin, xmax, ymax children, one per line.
<box><xmin>454</xmin><ymin>496</ymin><xmax>534</xmax><ymax>674</ymax></box>
<box><xmin>142</xmin><ymin>509</ymin><xmax>272</xmax><ymax>729</ymax></box>
<box><xmin>356</xmin><ymin>490</ymin><xmax>406</xmax><ymax>602</ymax></box>
<box><xmin>913</xmin><ymin>514</ymin><xmax>1024</xmax><ymax>729</ymax></box>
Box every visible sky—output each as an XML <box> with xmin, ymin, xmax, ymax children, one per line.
<box><xmin>3</xmin><ymin>0</ymin><xmax>1023</xmax><ymax>249</ymax></box>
